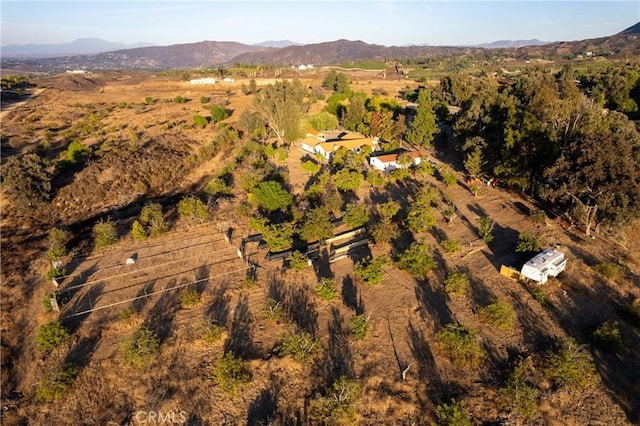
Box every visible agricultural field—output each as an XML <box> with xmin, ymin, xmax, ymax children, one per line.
<box><xmin>1</xmin><ymin>68</ymin><xmax>639</xmax><ymax>425</ymax></box>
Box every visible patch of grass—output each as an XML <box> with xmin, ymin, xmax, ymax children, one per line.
<box><xmin>441</xmin><ymin>238</ymin><xmax>461</xmax><ymax>254</ymax></box>
<box><xmin>593</xmin><ymin>261</ymin><xmax>628</xmax><ymax>280</ymax></box>
<box><xmin>36</xmin><ymin>363</ymin><xmax>77</xmax><ymax>402</ymax></box>
<box><xmin>213</xmin><ymin>352</ymin><xmax>251</xmax><ymax>396</ymax></box>
<box><xmin>434</xmin><ymin>399</ymin><xmax>471</xmax><ymax>426</ymax></box>
<box><xmin>264</xmin><ymin>297</ymin><xmax>285</xmax><ymax>322</ymax></box>
<box><xmin>289</xmin><ymin>250</ymin><xmax>309</xmax><ymax>271</ymax></box>
<box><xmin>529</xmin><ymin>209</ymin><xmax>546</xmax><ymax>224</ymax></box>
<box><xmin>275</xmin><ymin>331</ymin><xmax>320</xmax><ymax>363</ymax></box>
<box><xmin>121</xmin><ymin>326</ymin><xmax>159</xmax><ymax>368</ymax></box>
<box><xmin>198</xmin><ymin>319</ymin><xmax>223</xmax><ymax>344</ymax></box>
<box><xmin>479</xmin><ymin>301</ymin><xmax>517</xmax><ymax>330</ymax></box>
<box><xmin>181</xmin><ymin>288</ymin><xmax>202</xmax><ymax>308</ymax></box>
<box><xmin>46</xmin><ymin>266</ymin><xmax>67</xmax><ymax>281</ymax></box>
<box><xmin>592</xmin><ymin>320</ymin><xmax>623</xmax><ymax>353</ymax></box>
<box><xmin>444</xmin><ymin>271</ymin><xmax>470</xmax><ymax>298</ymax></box>
<box><xmin>436</xmin><ymin>323</ymin><xmax>483</xmax><ymax>368</ymax></box>
<box><xmin>316</xmin><ymin>277</ymin><xmax>338</xmax><ymax>301</ymax></box>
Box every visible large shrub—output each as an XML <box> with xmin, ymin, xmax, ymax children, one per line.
<box><xmin>36</xmin><ymin>320</ymin><xmax>70</xmax><ymax>351</ymax></box>
<box><xmin>436</xmin><ymin>323</ymin><xmax>483</xmax><ymax>368</ymax></box>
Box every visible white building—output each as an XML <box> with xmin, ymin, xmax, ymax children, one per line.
<box><xmin>190</xmin><ymin>78</ymin><xmax>217</xmax><ymax>85</ymax></box>
<box><xmin>369</xmin><ymin>151</ymin><xmax>422</xmax><ymax>172</ymax></box>
<box><xmin>520</xmin><ymin>249</ymin><xmax>567</xmax><ymax>284</ymax></box>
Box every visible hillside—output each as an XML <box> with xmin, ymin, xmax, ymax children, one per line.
<box><xmin>2</xmin><ymin>23</ymin><xmax>639</xmax><ymax>72</ymax></box>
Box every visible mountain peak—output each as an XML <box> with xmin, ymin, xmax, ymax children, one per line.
<box><xmin>618</xmin><ymin>21</ymin><xmax>640</xmax><ymax>35</ymax></box>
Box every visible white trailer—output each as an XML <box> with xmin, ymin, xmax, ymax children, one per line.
<box><xmin>520</xmin><ymin>249</ymin><xmax>567</xmax><ymax>284</ymax></box>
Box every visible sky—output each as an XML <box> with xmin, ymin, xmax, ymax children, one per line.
<box><xmin>1</xmin><ymin>1</ymin><xmax>639</xmax><ymax>47</ymax></box>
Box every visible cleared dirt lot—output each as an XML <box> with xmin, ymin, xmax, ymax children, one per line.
<box><xmin>1</xmin><ymin>70</ymin><xmax>639</xmax><ymax>425</ymax></box>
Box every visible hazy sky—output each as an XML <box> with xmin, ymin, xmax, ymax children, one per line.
<box><xmin>2</xmin><ymin>1</ymin><xmax>639</xmax><ymax>47</ymax></box>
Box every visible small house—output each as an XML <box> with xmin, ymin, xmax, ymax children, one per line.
<box><xmin>520</xmin><ymin>249</ymin><xmax>567</xmax><ymax>284</ymax></box>
<box><xmin>369</xmin><ymin>150</ymin><xmax>422</xmax><ymax>172</ymax></box>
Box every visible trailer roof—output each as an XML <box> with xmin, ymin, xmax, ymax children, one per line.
<box><xmin>523</xmin><ymin>249</ymin><xmax>565</xmax><ymax>271</ymax></box>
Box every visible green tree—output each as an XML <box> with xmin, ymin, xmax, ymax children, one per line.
<box><xmin>1</xmin><ymin>153</ymin><xmax>52</xmax><ymax>209</ymax></box>
<box><xmin>139</xmin><ymin>202</ymin><xmax>168</xmax><ymax>237</ymax></box>
<box><xmin>516</xmin><ymin>232</ymin><xmax>541</xmax><ymax>253</ymax></box>
<box><xmin>441</xmin><ymin>238</ymin><xmax>460</xmax><ymax>254</ymax></box>
<box><xmin>205</xmin><ymin>177</ymin><xmax>232</xmax><ymax>196</ymax></box>
<box><xmin>210</xmin><ymin>105</ymin><xmax>229</xmax><ymax>122</ymax></box>
<box><xmin>249</xmin><ymin>79</ymin><xmax>258</xmax><ymax>94</ymax></box>
<box><xmin>543</xmin><ymin>337</ymin><xmax>599</xmax><ymax>389</ymax></box>
<box><xmin>333</xmin><ymin>168</ymin><xmax>363</xmax><ymax>192</ymax></box>
<box><xmin>407</xmin><ymin>193</ymin><xmax>437</xmax><ymax>233</ymax></box>
<box><xmin>193</xmin><ymin>114</ymin><xmax>208</xmax><ymax>128</ymax></box>
<box><xmin>93</xmin><ymin>219</ymin><xmax>118</xmax><ymax>248</ymax></box>
<box><xmin>477</xmin><ymin>216</ymin><xmax>494</xmax><ymax>243</ymax></box>
<box><xmin>121</xmin><ymin>326</ymin><xmax>160</xmax><ymax>368</ymax></box>
<box><xmin>302</xmin><ymin>160</ymin><xmax>322</xmax><ymax>176</ymax></box>
<box><xmin>177</xmin><ymin>196</ymin><xmax>210</xmax><ymax>223</ymax></box>
<box><xmin>369</xmin><ymin>217</ymin><xmax>399</xmax><ymax>245</ymax></box>
<box><xmin>249</xmin><ymin>219</ymin><xmax>294</xmax><ymax>251</ymax></box>
<box><xmin>305</xmin><ymin>111</ymin><xmax>339</xmax><ymax>131</ymax></box>
<box><xmin>463</xmin><ymin>145</ymin><xmax>484</xmax><ymax>178</ymax></box>
<box><xmin>592</xmin><ymin>320</ymin><xmax>623</xmax><ymax>353</ymax></box>
<box><xmin>131</xmin><ymin>220</ymin><xmax>147</xmax><ymax>241</ymax></box>
<box><xmin>316</xmin><ymin>277</ymin><xmax>338</xmax><ymax>301</ymax></box>
<box><xmin>349</xmin><ymin>314</ymin><xmax>369</xmax><ymax>340</ymax></box>
<box><xmin>322</xmin><ymin>70</ymin><xmax>350</xmax><ymax>93</ymax></box>
<box><xmin>498</xmin><ymin>359</ymin><xmax>539</xmax><ymax>422</ymax></box>
<box><xmin>238</xmin><ymin>110</ymin><xmax>267</xmax><ymax>141</ymax></box>
<box><xmin>354</xmin><ymin>255</ymin><xmax>388</xmax><ymax>286</ymax></box>
<box><xmin>252</xmin><ymin>79</ymin><xmax>307</xmax><ymax>145</ymax></box>
<box><xmin>301</xmin><ymin>207</ymin><xmax>333</xmax><ymax>242</ymax></box>
<box><xmin>36</xmin><ymin>320</ymin><xmax>70</xmax><ymax>351</ymax></box>
<box><xmin>406</xmin><ymin>88</ymin><xmax>438</xmax><ymax>148</ymax></box>
<box><xmin>343</xmin><ymin>202</ymin><xmax>370</xmax><ymax>228</ymax></box>
<box><xmin>396</xmin><ymin>241</ymin><xmax>438</xmax><ymax>278</ymax></box>
<box><xmin>249</xmin><ymin>180</ymin><xmax>293</xmax><ymax>212</ymax></box>
<box><xmin>46</xmin><ymin>227</ymin><xmax>70</xmax><ymax>261</ymax></box>
<box><xmin>289</xmin><ymin>250</ymin><xmax>309</xmax><ymax>270</ymax></box>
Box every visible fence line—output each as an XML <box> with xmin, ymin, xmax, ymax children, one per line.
<box><xmin>61</xmin><ymin>245</ymin><xmax>238</xmax><ymax>292</ymax></box>
<box><xmin>61</xmin><ymin>265</ymin><xmax>251</xmax><ymax>319</ymax></box>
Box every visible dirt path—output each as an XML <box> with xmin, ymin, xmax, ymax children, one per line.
<box><xmin>0</xmin><ymin>88</ymin><xmax>46</xmax><ymax>121</ymax></box>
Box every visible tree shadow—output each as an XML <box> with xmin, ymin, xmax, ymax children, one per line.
<box><xmin>325</xmin><ymin>307</ymin><xmax>354</xmax><ymax>384</ymax></box>
<box><xmin>284</xmin><ymin>283</ymin><xmax>318</xmax><ymax>337</ymax></box>
<box><xmin>61</xmin><ymin>282</ymin><xmax>105</xmax><ymax>333</ymax></box>
<box><xmin>247</xmin><ymin>374</ymin><xmax>286</xmax><ymax>426</ymax></box>
<box><xmin>144</xmin><ymin>279</ymin><xmax>180</xmax><ymax>342</ymax></box>
<box><xmin>458</xmin><ymin>266</ymin><xmax>497</xmax><ymax>311</ymax></box>
<box><xmin>341</xmin><ymin>275</ymin><xmax>365</xmax><ymax>315</ymax></box>
<box><xmin>206</xmin><ymin>279</ymin><xmax>231</xmax><ymax>327</ymax></box>
<box><xmin>414</xmin><ymin>278</ymin><xmax>453</xmax><ymax>327</ymax></box>
<box><xmin>132</xmin><ymin>279</ymin><xmax>157</xmax><ymax>311</ymax></box>
<box><xmin>224</xmin><ymin>293</ymin><xmax>254</xmax><ymax>358</ymax></box>
<box><xmin>312</xmin><ymin>247</ymin><xmax>333</xmax><ymax>282</ymax></box>
<box><xmin>407</xmin><ymin>321</ymin><xmax>441</xmax><ymax>403</ymax></box>
<box><xmin>64</xmin><ymin>331</ymin><xmax>102</xmax><ymax>371</ymax></box>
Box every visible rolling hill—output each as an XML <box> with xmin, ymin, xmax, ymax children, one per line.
<box><xmin>1</xmin><ymin>22</ymin><xmax>638</xmax><ymax>72</ymax></box>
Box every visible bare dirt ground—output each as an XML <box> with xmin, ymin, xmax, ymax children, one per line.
<box><xmin>1</xmin><ymin>70</ymin><xmax>639</xmax><ymax>425</ymax></box>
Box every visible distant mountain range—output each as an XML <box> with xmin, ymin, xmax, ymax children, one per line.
<box><xmin>1</xmin><ymin>23</ymin><xmax>638</xmax><ymax>72</ymax></box>
<box><xmin>474</xmin><ymin>39</ymin><xmax>550</xmax><ymax>48</ymax></box>
<box><xmin>1</xmin><ymin>38</ymin><xmax>155</xmax><ymax>57</ymax></box>
<box><xmin>252</xmin><ymin>40</ymin><xmax>302</xmax><ymax>48</ymax></box>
